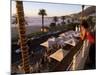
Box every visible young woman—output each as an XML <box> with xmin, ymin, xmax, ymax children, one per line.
<box><xmin>80</xmin><ymin>20</ymin><xmax>96</xmax><ymax>69</ymax></box>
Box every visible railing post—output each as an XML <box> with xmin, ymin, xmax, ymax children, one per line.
<box><xmin>72</xmin><ymin>54</ymin><xmax>76</xmax><ymax>70</ymax></box>
<box><xmin>82</xmin><ymin>40</ymin><xmax>86</xmax><ymax>58</ymax></box>
<box><xmin>82</xmin><ymin>40</ymin><xmax>89</xmax><ymax>58</ymax></box>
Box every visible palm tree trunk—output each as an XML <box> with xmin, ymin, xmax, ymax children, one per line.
<box><xmin>55</xmin><ymin>21</ymin><xmax>56</xmax><ymax>25</ymax></box>
<box><xmin>42</xmin><ymin>15</ymin><xmax>44</xmax><ymax>32</ymax></box>
<box><xmin>16</xmin><ymin>1</ymin><xmax>30</xmax><ymax>73</ymax></box>
<box><xmin>63</xmin><ymin>20</ymin><xmax>64</xmax><ymax>23</ymax></box>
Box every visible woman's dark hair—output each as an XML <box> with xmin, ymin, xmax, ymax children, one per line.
<box><xmin>81</xmin><ymin>20</ymin><xmax>89</xmax><ymax>29</ymax></box>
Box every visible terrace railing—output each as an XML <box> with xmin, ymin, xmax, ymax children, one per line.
<box><xmin>52</xmin><ymin>39</ymin><xmax>90</xmax><ymax>71</ymax></box>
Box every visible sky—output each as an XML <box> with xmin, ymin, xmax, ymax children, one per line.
<box><xmin>12</xmin><ymin>1</ymin><xmax>91</xmax><ymax>17</ymax></box>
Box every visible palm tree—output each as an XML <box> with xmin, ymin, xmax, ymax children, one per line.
<box><xmin>38</xmin><ymin>9</ymin><xmax>47</xmax><ymax>32</ymax></box>
<box><xmin>61</xmin><ymin>16</ymin><xmax>66</xmax><ymax>24</ymax></box>
<box><xmin>81</xmin><ymin>5</ymin><xmax>85</xmax><ymax>20</ymax></box>
<box><xmin>53</xmin><ymin>16</ymin><xmax>58</xmax><ymax>25</ymax></box>
<box><xmin>72</xmin><ymin>18</ymin><xmax>74</xmax><ymax>23</ymax></box>
<box><xmin>16</xmin><ymin>1</ymin><xmax>30</xmax><ymax>73</ymax></box>
<box><xmin>67</xmin><ymin>19</ymin><xmax>70</xmax><ymax>24</ymax></box>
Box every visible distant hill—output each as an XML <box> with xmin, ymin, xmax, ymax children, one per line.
<box><xmin>65</xmin><ymin>6</ymin><xmax>96</xmax><ymax>18</ymax></box>
<box><xmin>78</xmin><ymin>6</ymin><xmax>96</xmax><ymax>16</ymax></box>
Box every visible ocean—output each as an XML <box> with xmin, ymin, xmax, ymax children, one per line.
<box><xmin>11</xmin><ymin>17</ymin><xmax>72</xmax><ymax>38</ymax></box>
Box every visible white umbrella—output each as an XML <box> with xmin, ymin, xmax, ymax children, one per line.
<box><xmin>40</xmin><ymin>41</ymin><xmax>48</xmax><ymax>48</ymax></box>
<box><xmin>49</xmin><ymin>49</ymin><xmax>69</xmax><ymax>62</ymax></box>
<box><xmin>64</xmin><ymin>37</ymin><xmax>77</xmax><ymax>46</ymax></box>
<box><xmin>73</xmin><ymin>31</ymin><xmax>80</xmax><ymax>37</ymax></box>
<box><xmin>59</xmin><ymin>33</ymin><xmax>65</xmax><ymax>37</ymax></box>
